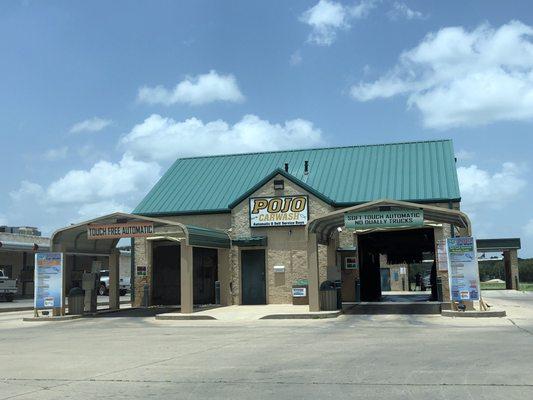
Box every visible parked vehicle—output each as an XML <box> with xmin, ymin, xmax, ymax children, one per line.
<box><xmin>98</xmin><ymin>270</ymin><xmax>130</xmax><ymax>296</ymax></box>
<box><xmin>0</xmin><ymin>269</ymin><xmax>17</xmax><ymax>302</ymax></box>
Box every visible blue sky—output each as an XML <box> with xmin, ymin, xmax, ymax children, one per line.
<box><xmin>1</xmin><ymin>0</ymin><xmax>532</xmax><ymax>256</ymax></box>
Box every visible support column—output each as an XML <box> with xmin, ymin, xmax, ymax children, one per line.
<box><xmin>307</xmin><ymin>232</ymin><xmax>320</xmax><ymax>312</ymax></box>
<box><xmin>181</xmin><ymin>243</ymin><xmax>194</xmax><ymax>313</ymax></box>
<box><xmin>504</xmin><ymin>250</ymin><xmax>520</xmax><ymax>290</ymax></box>
<box><xmin>109</xmin><ymin>249</ymin><xmax>120</xmax><ymax>310</ymax></box>
<box><xmin>434</xmin><ymin>226</ymin><xmax>450</xmax><ymax>302</ymax></box>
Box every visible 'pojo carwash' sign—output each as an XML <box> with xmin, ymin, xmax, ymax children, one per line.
<box><xmin>249</xmin><ymin>196</ymin><xmax>308</xmax><ymax>227</ymax></box>
<box><xmin>87</xmin><ymin>222</ymin><xmax>154</xmax><ymax>239</ymax></box>
<box><xmin>344</xmin><ymin>209</ymin><xmax>424</xmax><ymax>230</ymax></box>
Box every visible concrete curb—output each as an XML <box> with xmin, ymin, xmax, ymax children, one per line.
<box><xmin>22</xmin><ymin>315</ymin><xmax>84</xmax><ymax>322</ymax></box>
<box><xmin>441</xmin><ymin>310</ymin><xmax>506</xmax><ymax>318</ymax></box>
<box><xmin>260</xmin><ymin>311</ymin><xmax>341</xmax><ymax>319</ymax></box>
<box><xmin>1</xmin><ymin>300</ymin><xmax>131</xmax><ymax>314</ymax></box>
<box><xmin>155</xmin><ymin>314</ymin><xmax>217</xmax><ymax>320</ymax></box>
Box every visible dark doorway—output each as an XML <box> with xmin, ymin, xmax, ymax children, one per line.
<box><xmin>241</xmin><ymin>249</ymin><xmax>266</xmax><ymax>305</ymax></box>
<box><xmin>358</xmin><ymin>228</ymin><xmax>435</xmax><ymax>301</ymax></box>
<box><xmin>152</xmin><ymin>242</ymin><xmax>180</xmax><ymax>305</ymax></box>
<box><xmin>380</xmin><ymin>268</ymin><xmax>391</xmax><ymax>291</ymax></box>
<box><xmin>193</xmin><ymin>248</ymin><xmax>218</xmax><ymax>304</ymax></box>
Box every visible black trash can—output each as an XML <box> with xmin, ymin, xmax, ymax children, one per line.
<box><xmin>319</xmin><ymin>281</ymin><xmax>338</xmax><ymax>311</ymax></box>
<box><xmin>68</xmin><ymin>287</ymin><xmax>84</xmax><ymax>315</ymax></box>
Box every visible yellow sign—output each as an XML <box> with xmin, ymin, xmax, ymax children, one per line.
<box><xmin>249</xmin><ymin>196</ymin><xmax>308</xmax><ymax>227</ymax></box>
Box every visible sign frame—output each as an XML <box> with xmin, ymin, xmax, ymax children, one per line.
<box><xmin>446</xmin><ymin>236</ymin><xmax>481</xmax><ymax>302</ymax></box>
<box><xmin>249</xmin><ymin>195</ymin><xmax>309</xmax><ymax>228</ymax></box>
<box><xmin>34</xmin><ymin>252</ymin><xmax>64</xmax><ymax>310</ymax></box>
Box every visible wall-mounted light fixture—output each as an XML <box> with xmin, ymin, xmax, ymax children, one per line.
<box><xmin>274</xmin><ymin>179</ymin><xmax>284</xmax><ymax>190</ymax></box>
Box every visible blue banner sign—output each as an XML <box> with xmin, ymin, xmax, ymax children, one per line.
<box><xmin>34</xmin><ymin>252</ymin><xmax>64</xmax><ymax>309</ymax></box>
<box><xmin>446</xmin><ymin>237</ymin><xmax>480</xmax><ymax>301</ymax></box>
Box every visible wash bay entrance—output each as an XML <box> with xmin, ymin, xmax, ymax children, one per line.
<box><xmin>306</xmin><ymin>199</ymin><xmax>473</xmax><ymax>312</ymax></box>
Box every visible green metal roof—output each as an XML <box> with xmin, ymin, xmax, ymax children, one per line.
<box><xmin>134</xmin><ymin>139</ymin><xmax>461</xmax><ymax>216</ymax></box>
<box><xmin>476</xmin><ymin>238</ymin><xmax>521</xmax><ymax>251</ymax></box>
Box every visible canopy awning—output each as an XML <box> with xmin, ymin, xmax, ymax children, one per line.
<box><xmin>232</xmin><ymin>236</ymin><xmax>268</xmax><ymax>247</ymax></box>
<box><xmin>0</xmin><ymin>240</ymin><xmax>50</xmax><ymax>252</ymax></box>
<box><xmin>476</xmin><ymin>238</ymin><xmax>521</xmax><ymax>252</ymax></box>
<box><xmin>308</xmin><ymin>199</ymin><xmax>471</xmax><ymax>244</ymax></box>
<box><xmin>51</xmin><ymin>212</ymin><xmax>230</xmax><ymax>255</ymax></box>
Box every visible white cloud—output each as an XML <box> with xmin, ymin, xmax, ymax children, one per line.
<box><xmin>457</xmin><ymin>162</ymin><xmax>527</xmax><ymax>209</ymax></box>
<box><xmin>351</xmin><ymin>21</ymin><xmax>533</xmax><ymax>129</ymax></box>
<box><xmin>44</xmin><ymin>146</ymin><xmax>68</xmax><ymax>161</ymax></box>
<box><xmin>77</xmin><ymin>201</ymin><xmax>130</xmax><ymax>221</ymax></box>
<box><xmin>290</xmin><ymin>50</ymin><xmax>303</xmax><ymax>66</ymax></box>
<box><xmin>8</xmin><ymin>154</ymin><xmax>161</xmax><ymax>232</ymax></box>
<box><xmin>45</xmin><ymin>154</ymin><xmax>160</xmax><ymax>204</ymax></box>
<box><xmin>524</xmin><ymin>219</ymin><xmax>533</xmax><ymax>236</ymax></box>
<box><xmin>300</xmin><ymin>0</ymin><xmax>376</xmax><ymax>46</ymax></box>
<box><xmin>388</xmin><ymin>2</ymin><xmax>426</xmax><ymax>21</ymax></box>
<box><xmin>70</xmin><ymin>117</ymin><xmax>112</xmax><ymax>134</ymax></box>
<box><xmin>456</xmin><ymin>149</ymin><xmax>475</xmax><ymax>162</ymax></box>
<box><xmin>120</xmin><ymin>114</ymin><xmax>324</xmax><ymax>163</ymax></box>
<box><xmin>137</xmin><ymin>70</ymin><xmax>245</xmax><ymax>106</ymax></box>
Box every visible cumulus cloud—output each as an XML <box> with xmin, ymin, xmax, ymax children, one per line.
<box><xmin>388</xmin><ymin>2</ymin><xmax>426</xmax><ymax>21</ymax></box>
<box><xmin>524</xmin><ymin>219</ymin><xmax>533</xmax><ymax>236</ymax></box>
<box><xmin>44</xmin><ymin>146</ymin><xmax>69</xmax><ymax>161</ymax></box>
<box><xmin>290</xmin><ymin>50</ymin><xmax>303</xmax><ymax>66</ymax></box>
<box><xmin>457</xmin><ymin>162</ymin><xmax>527</xmax><ymax>208</ymax></box>
<box><xmin>9</xmin><ymin>155</ymin><xmax>160</xmax><ymax>224</ymax></box>
<box><xmin>70</xmin><ymin>117</ymin><xmax>112</xmax><ymax>134</ymax></box>
<box><xmin>137</xmin><ymin>70</ymin><xmax>245</xmax><ymax>106</ymax></box>
<box><xmin>351</xmin><ymin>21</ymin><xmax>533</xmax><ymax>129</ymax></box>
<box><xmin>300</xmin><ymin>0</ymin><xmax>376</xmax><ymax>46</ymax></box>
<box><xmin>120</xmin><ymin>114</ymin><xmax>324</xmax><ymax>163</ymax></box>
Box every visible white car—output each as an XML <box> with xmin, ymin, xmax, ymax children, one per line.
<box><xmin>98</xmin><ymin>270</ymin><xmax>130</xmax><ymax>296</ymax></box>
<box><xmin>0</xmin><ymin>269</ymin><xmax>17</xmax><ymax>302</ymax></box>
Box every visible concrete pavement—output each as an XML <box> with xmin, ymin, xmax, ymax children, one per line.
<box><xmin>1</xmin><ymin>292</ymin><xmax>532</xmax><ymax>399</ymax></box>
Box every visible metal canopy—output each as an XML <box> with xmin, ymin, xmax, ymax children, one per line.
<box><xmin>476</xmin><ymin>238</ymin><xmax>521</xmax><ymax>252</ymax></box>
<box><xmin>308</xmin><ymin>199</ymin><xmax>471</xmax><ymax>244</ymax></box>
<box><xmin>50</xmin><ymin>212</ymin><xmax>230</xmax><ymax>255</ymax></box>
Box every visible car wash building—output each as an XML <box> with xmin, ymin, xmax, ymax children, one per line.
<box><xmin>48</xmin><ymin>139</ymin><xmax>520</xmax><ymax>314</ymax></box>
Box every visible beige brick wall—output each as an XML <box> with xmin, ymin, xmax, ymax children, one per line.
<box><xmin>231</xmin><ymin>174</ymin><xmax>334</xmax><ymax>304</ymax></box>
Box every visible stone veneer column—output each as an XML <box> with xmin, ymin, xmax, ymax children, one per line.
<box><xmin>180</xmin><ymin>243</ymin><xmax>194</xmax><ymax>313</ymax></box>
<box><xmin>108</xmin><ymin>249</ymin><xmax>120</xmax><ymax>310</ymax></box>
<box><xmin>504</xmin><ymin>249</ymin><xmax>520</xmax><ymax>290</ymax></box>
<box><xmin>307</xmin><ymin>232</ymin><xmax>320</xmax><ymax>312</ymax></box>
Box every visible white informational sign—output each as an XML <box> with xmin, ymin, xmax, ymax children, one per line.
<box><xmin>34</xmin><ymin>253</ymin><xmax>63</xmax><ymax>309</ymax></box>
<box><xmin>249</xmin><ymin>196</ymin><xmax>308</xmax><ymax>227</ymax></box>
<box><xmin>399</xmin><ymin>267</ymin><xmax>407</xmax><ymax>275</ymax></box>
<box><xmin>446</xmin><ymin>237</ymin><xmax>480</xmax><ymax>301</ymax></box>
<box><xmin>345</xmin><ymin>209</ymin><xmax>423</xmax><ymax>230</ymax></box>
<box><xmin>436</xmin><ymin>240</ymin><xmax>448</xmax><ymax>271</ymax></box>
<box><xmin>292</xmin><ymin>287</ymin><xmax>307</xmax><ymax>297</ymax></box>
<box><xmin>345</xmin><ymin>257</ymin><xmax>358</xmax><ymax>269</ymax></box>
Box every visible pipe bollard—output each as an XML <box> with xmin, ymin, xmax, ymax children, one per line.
<box><xmin>515</xmin><ymin>276</ymin><xmax>520</xmax><ymax>291</ymax></box>
<box><xmin>142</xmin><ymin>284</ymin><xmax>150</xmax><ymax>308</ymax></box>
<box><xmin>215</xmin><ymin>281</ymin><xmax>221</xmax><ymax>304</ymax></box>
<box><xmin>354</xmin><ymin>279</ymin><xmax>361</xmax><ymax>302</ymax></box>
<box><xmin>436</xmin><ymin>277</ymin><xmax>443</xmax><ymax>302</ymax></box>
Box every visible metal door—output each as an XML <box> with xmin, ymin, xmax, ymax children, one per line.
<box><xmin>241</xmin><ymin>250</ymin><xmax>266</xmax><ymax>305</ymax></box>
<box><xmin>380</xmin><ymin>268</ymin><xmax>391</xmax><ymax>291</ymax></box>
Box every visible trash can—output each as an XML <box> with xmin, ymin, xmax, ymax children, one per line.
<box><xmin>68</xmin><ymin>287</ymin><xmax>84</xmax><ymax>315</ymax></box>
<box><xmin>319</xmin><ymin>281</ymin><xmax>338</xmax><ymax>311</ymax></box>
